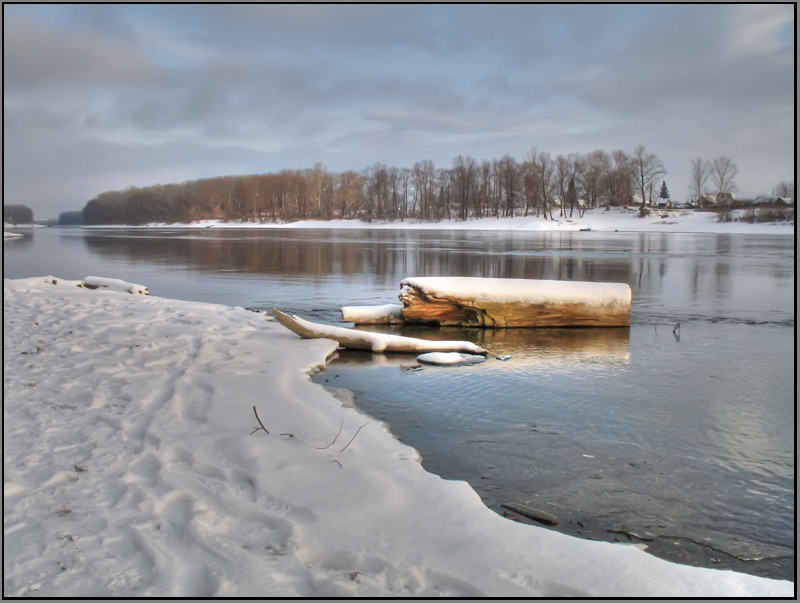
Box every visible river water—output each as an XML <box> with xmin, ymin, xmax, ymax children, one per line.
<box><xmin>4</xmin><ymin>226</ymin><xmax>795</xmax><ymax>580</ymax></box>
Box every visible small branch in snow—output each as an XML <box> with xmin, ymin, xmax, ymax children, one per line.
<box><xmin>340</xmin><ymin>421</ymin><xmax>371</xmax><ymax>452</ymax></box>
<box><xmin>331</xmin><ymin>460</ymin><xmax>343</xmax><ymax>469</ymax></box>
<box><xmin>250</xmin><ymin>405</ymin><xmax>269</xmax><ymax>435</ymax></box>
<box><xmin>315</xmin><ymin>419</ymin><xmax>344</xmax><ymax>450</ymax></box>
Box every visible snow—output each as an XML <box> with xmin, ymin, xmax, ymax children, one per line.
<box><xmin>2</xmin><ymin>277</ymin><xmax>791</xmax><ymax>597</ymax></box>
<box><xmin>3</xmin><ymin>223</ymin><xmax>46</xmax><ymax>229</ymax></box>
<box><xmin>4</xmin><ymin>232</ymin><xmax>24</xmax><ymax>239</ymax></box>
<box><xmin>417</xmin><ymin>352</ymin><xmax>487</xmax><ymax>366</ymax></box>
<box><xmin>401</xmin><ymin>277</ymin><xmax>632</xmax><ymax>307</ymax></box>
<box><xmin>83</xmin><ymin>276</ymin><xmax>150</xmax><ymax>295</ymax></box>
<box><xmin>341</xmin><ymin>304</ymin><xmax>404</xmax><ymax>323</ymax></box>
<box><xmin>78</xmin><ymin>207</ymin><xmax>794</xmax><ymax>235</ymax></box>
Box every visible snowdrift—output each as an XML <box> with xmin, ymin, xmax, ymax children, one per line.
<box><xmin>2</xmin><ymin>277</ymin><xmax>791</xmax><ymax>597</ymax></box>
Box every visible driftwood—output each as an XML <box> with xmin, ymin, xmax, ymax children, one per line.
<box><xmin>399</xmin><ymin>279</ymin><xmax>631</xmax><ymax>328</ymax></box>
<box><xmin>272</xmin><ymin>308</ymin><xmax>487</xmax><ymax>354</ymax></box>
<box><xmin>501</xmin><ymin>503</ymin><xmax>560</xmax><ymax>525</ymax></box>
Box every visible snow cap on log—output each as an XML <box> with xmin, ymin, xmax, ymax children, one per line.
<box><xmin>83</xmin><ymin>276</ymin><xmax>150</xmax><ymax>295</ymax></box>
<box><xmin>400</xmin><ymin>277</ymin><xmax>630</xmax><ymax>306</ymax></box>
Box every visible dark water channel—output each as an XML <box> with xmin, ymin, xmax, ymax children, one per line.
<box><xmin>4</xmin><ymin>227</ymin><xmax>795</xmax><ymax>580</ymax></box>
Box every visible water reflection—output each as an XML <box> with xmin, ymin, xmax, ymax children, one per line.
<box><xmin>342</xmin><ymin>325</ymin><xmax>631</xmax><ymax>370</ymax></box>
<box><xmin>76</xmin><ymin>229</ymin><xmax>794</xmax><ymax>327</ymax></box>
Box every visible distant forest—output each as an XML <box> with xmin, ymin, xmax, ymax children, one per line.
<box><xmin>81</xmin><ymin>147</ymin><xmax>739</xmax><ymax>225</ymax></box>
<box><xmin>58</xmin><ymin>211</ymin><xmax>85</xmax><ymax>225</ymax></box>
<box><xmin>4</xmin><ymin>204</ymin><xmax>34</xmax><ymax>224</ymax></box>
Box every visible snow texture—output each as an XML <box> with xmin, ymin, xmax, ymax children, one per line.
<box><xmin>341</xmin><ymin>304</ymin><xmax>404</xmax><ymax>323</ymax></box>
<box><xmin>401</xmin><ymin>277</ymin><xmax>631</xmax><ymax>307</ymax></box>
<box><xmin>78</xmin><ymin>207</ymin><xmax>794</xmax><ymax>235</ymax></box>
<box><xmin>416</xmin><ymin>352</ymin><xmax>487</xmax><ymax>366</ymax></box>
<box><xmin>4</xmin><ymin>232</ymin><xmax>24</xmax><ymax>239</ymax></box>
<box><xmin>2</xmin><ymin>277</ymin><xmax>791</xmax><ymax>597</ymax></box>
<box><xmin>83</xmin><ymin>276</ymin><xmax>150</xmax><ymax>295</ymax></box>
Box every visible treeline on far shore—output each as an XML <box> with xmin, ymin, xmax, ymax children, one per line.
<box><xmin>79</xmin><ymin>148</ymin><xmax>790</xmax><ymax>225</ymax></box>
<box><xmin>3</xmin><ymin>204</ymin><xmax>34</xmax><ymax>224</ymax></box>
<box><xmin>81</xmin><ymin>147</ymin><xmax>668</xmax><ymax>225</ymax></box>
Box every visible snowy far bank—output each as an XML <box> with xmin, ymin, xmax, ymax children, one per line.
<box><xmin>3</xmin><ymin>278</ymin><xmax>792</xmax><ymax>597</ymax></box>
<box><xmin>80</xmin><ymin>207</ymin><xmax>795</xmax><ymax>235</ymax></box>
<box><xmin>3</xmin><ymin>223</ymin><xmax>47</xmax><ymax>230</ymax></box>
<box><xmin>4</xmin><ymin>231</ymin><xmax>25</xmax><ymax>239</ymax></box>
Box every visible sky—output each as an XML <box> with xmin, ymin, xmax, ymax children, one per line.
<box><xmin>3</xmin><ymin>4</ymin><xmax>795</xmax><ymax>217</ymax></box>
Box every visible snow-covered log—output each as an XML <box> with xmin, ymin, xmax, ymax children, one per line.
<box><xmin>273</xmin><ymin>308</ymin><xmax>487</xmax><ymax>354</ymax></box>
<box><xmin>82</xmin><ymin>276</ymin><xmax>150</xmax><ymax>295</ymax></box>
<box><xmin>399</xmin><ymin>277</ymin><xmax>631</xmax><ymax>327</ymax></box>
<box><xmin>341</xmin><ymin>304</ymin><xmax>405</xmax><ymax>324</ymax></box>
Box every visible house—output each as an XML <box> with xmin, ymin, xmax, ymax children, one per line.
<box><xmin>695</xmin><ymin>194</ymin><xmax>715</xmax><ymax>207</ymax></box>
<box><xmin>775</xmin><ymin>196</ymin><xmax>794</xmax><ymax>205</ymax></box>
<box><xmin>715</xmin><ymin>192</ymin><xmax>734</xmax><ymax>204</ymax></box>
<box><xmin>654</xmin><ymin>198</ymin><xmax>671</xmax><ymax>208</ymax></box>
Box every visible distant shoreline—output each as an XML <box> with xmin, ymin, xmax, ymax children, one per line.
<box><xmin>78</xmin><ymin>207</ymin><xmax>794</xmax><ymax>235</ymax></box>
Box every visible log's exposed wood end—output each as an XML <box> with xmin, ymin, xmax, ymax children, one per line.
<box><xmin>399</xmin><ymin>284</ymin><xmax>630</xmax><ymax>328</ymax></box>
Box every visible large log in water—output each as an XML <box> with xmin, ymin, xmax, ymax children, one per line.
<box><xmin>398</xmin><ymin>277</ymin><xmax>631</xmax><ymax>328</ymax></box>
<box><xmin>272</xmin><ymin>308</ymin><xmax>487</xmax><ymax>354</ymax></box>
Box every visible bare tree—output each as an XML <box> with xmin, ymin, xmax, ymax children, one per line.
<box><xmin>537</xmin><ymin>151</ymin><xmax>557</xmax><ymax>220</ymax></box>
<box><xmin>452</xmin><ymin>155</ymin><xmax>477</xmax><ymax>221</ymax></box>
<box><xmin>566</xmin><ymin>153</ymin><xmax>584</xmax><ymax>217</ymax></box>
<box><xmin>710</xmin><ymin>156</ymin><xmax>738</xmax><ymax>195</ymax></box>
<box><xmin>774</xmin><ymin>180</ymin><xmax>794</xmax><ymax>200</ymax></box>
<box><xmin>521</xmin><ymin>154</ymin><xmax>538</xmax><ymax>217</ymax></box>
<box><xmin>690</xmin><ymin>157</ymin><xmax>712</xmax><ymax>203</ymax></box>
<box><xmin>631</xmin><ymin>145</ymin><xmax>666</xmax><ymax>210</ymax></box>
<box><xmin>604</xmin><ymin>150</ymin><xmax>631</xmax><ymax>206</ymax></box>
<box><xmin>555</xmin><ymin>154</ymin><xmax>569</xmax><ymax>217</ymax></box>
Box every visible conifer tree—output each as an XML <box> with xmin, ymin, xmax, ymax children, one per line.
<box><xmin>659</xmin><ymin>180</ymin><xmax>670</xmax><ymax>199</ymax></box>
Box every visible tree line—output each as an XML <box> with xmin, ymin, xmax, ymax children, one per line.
<box><xmin>3</xmin><ymin>204</ymin><xmax>34</xmax><ymax>224</ymax></box>
<box><xmin>82</xmin><ymin>148</ymin><xmax>753</xmax><ymax>225</ymax></box>
<box><xmin>58</xmin><ymin>211</ymin><xmax>85</xmax><ymax>225</ymax></box>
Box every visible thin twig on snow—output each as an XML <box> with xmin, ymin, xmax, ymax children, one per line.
<box><xmin>340</xmin><ymin>422</ymin><xmax>371</xmax><ymax>452</ymax></box>
<box><xmin>250</xmin><ymin>405</ymin><xmax>269</xmax><ymax>435</ymax></box>
<box><xmin>316</xmin><ymin>419</ymin><xmax>344</xmax><ymax>450</ymax></box>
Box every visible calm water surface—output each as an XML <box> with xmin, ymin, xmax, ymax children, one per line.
<box><xmin>4</xmin><ymin>227</ymin><xmax>795</xmax><ymax>580</ymax></box>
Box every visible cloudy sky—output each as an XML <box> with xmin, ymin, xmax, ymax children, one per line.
<box><xmin>3</xmin><ymin>4</ymin><xmax>795</xmax><ymax>216</ymax></box>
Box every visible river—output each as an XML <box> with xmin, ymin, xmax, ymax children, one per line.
<box><xmin>3</xmin><ymin>226</ymin><xmax>795</xmax><ymax>580</ymax></box>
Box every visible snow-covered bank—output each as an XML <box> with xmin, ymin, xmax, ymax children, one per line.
<box><xmin>3</xmin><ymin>223</ymin><xmax>46</xmax><ymax>230</ymax></box>
<box><xmin>3</xmin><ymin>278</ymin><xmax>791</xmax><ymax>597</ymax></box>
<box><xmin>81</xmin><ymin>207</ymin><xmax>795</xmax><ymax>235</ymax></box>
<box><xmin>4</xmin><ymin>231</ymin><xmax>25</xmax><ymax>239</ymax></box>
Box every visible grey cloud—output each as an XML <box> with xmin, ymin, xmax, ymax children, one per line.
<box><xmin>2</xmin><ymin>4</ymin><xmax>794</xmax><ymax>216</ymax></box>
